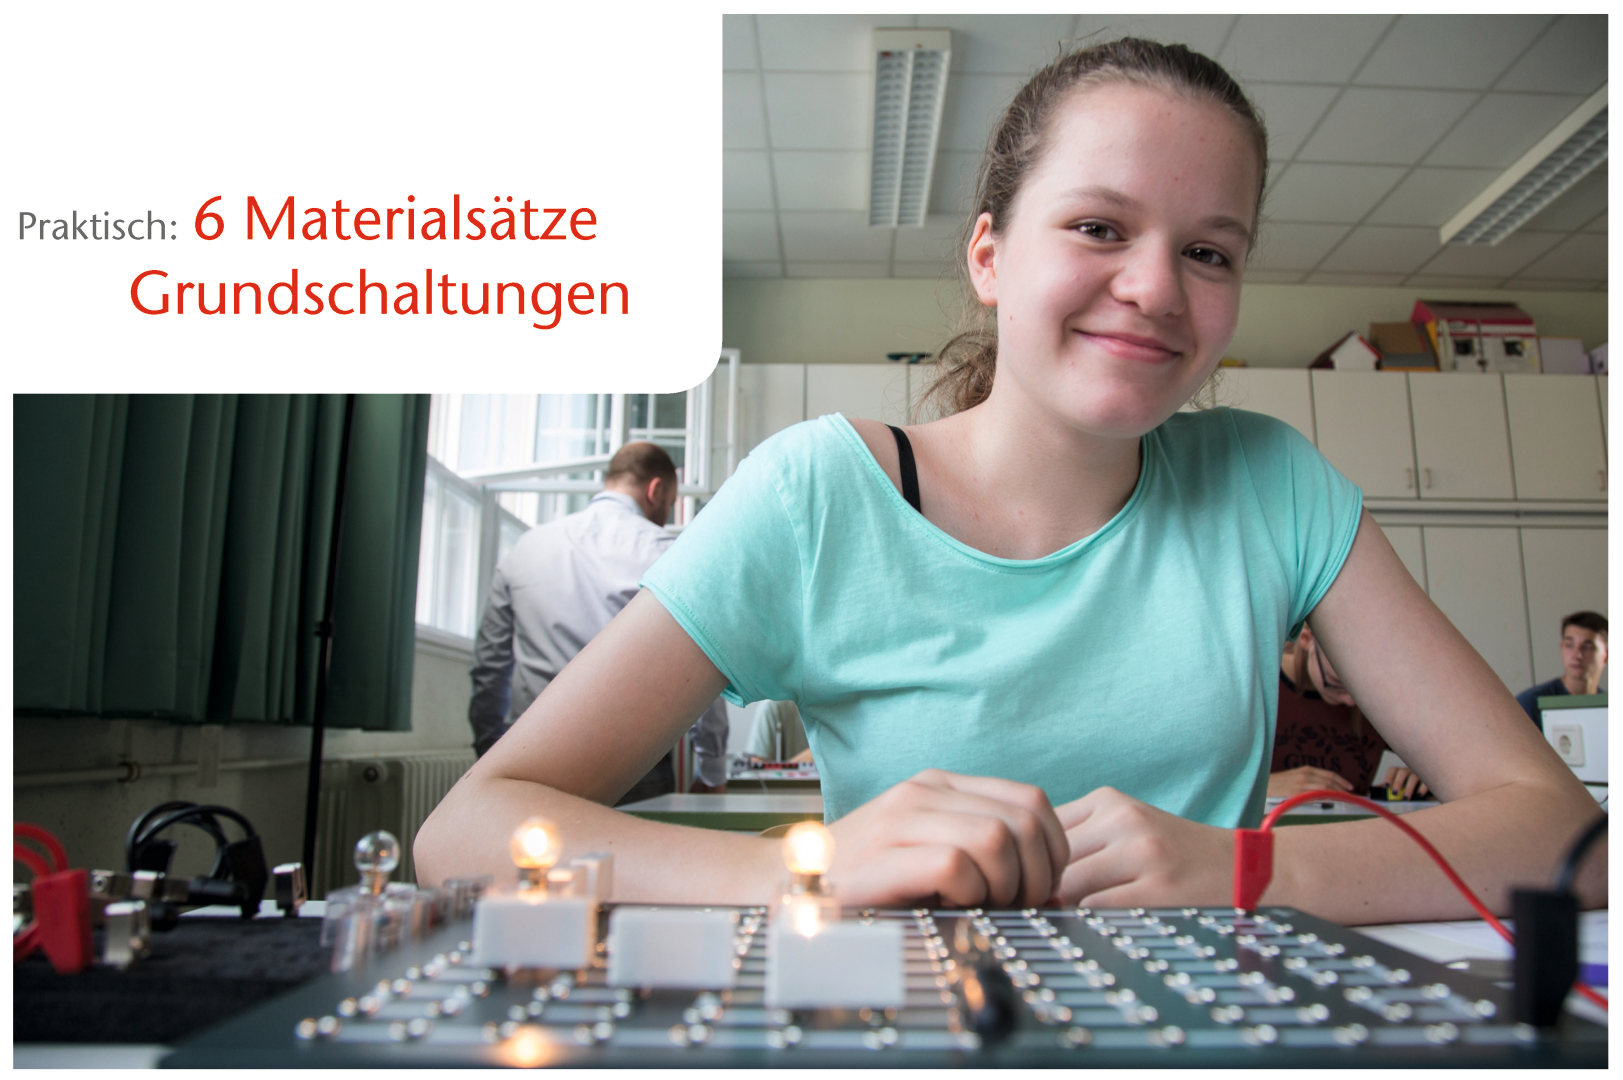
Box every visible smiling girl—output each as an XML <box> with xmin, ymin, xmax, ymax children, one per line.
<box><xmin>417</xmin><ymin>39</ymin><xmax>1603</xmax><ymax>920</ymax></box>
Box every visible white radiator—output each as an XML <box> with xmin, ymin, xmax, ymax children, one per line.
<box><xmin>313</xmin><ymin>751</ymin><xmax>475</xmax><ymax>896</ymax></box>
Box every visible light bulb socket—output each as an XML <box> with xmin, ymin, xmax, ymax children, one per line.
<box><xmin>790</xmin><ymin>872</ymin><xmax>829</xmax><ymax>895</ymax></box>
<box><xmin>363</xmin><ymin>869</ymin><xmax>389</xmax><ymax>896</ymax></box>
<box><xmin>517</xmin><ymin>866</ymin><xmax>545</xmax><ymax>890</ymax></box>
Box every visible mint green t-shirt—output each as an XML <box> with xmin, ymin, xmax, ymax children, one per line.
<box><xmin>642</xmin><ymin>410</ymin><xmax>1362</xmax><ymax>828</ymax></box>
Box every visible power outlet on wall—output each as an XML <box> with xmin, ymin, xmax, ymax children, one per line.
<box><xmin>1547</xmin><ymin>723</ymin><xmax>1586</xmax><ymax>767</ymax></box>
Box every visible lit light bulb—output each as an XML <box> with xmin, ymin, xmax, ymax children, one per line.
<box><xmin>509</xmin><ymin>818</ymin><xmax>561</xmax><ymax>887</ymax></box>
<box><xmin>782</xmin><ymin>821</ymin><xmax>835</xmax><ymax>877</ymax></box>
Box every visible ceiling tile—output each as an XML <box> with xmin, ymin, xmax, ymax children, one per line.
<box><xmin>1406</xmin><ymin>274</ymin><xmax>1510</xmax><ymax>290</ymax></box>
<box><xmin>1494</xmin><ymin>14</ymin><xmax>1608</xmax><ymax>94</ymax></box>
<box><xmin>773</xmin><ymin>151</ymin><xmax>868</xmax><ymax>212</ymax></box>
<box><xmin>763</xmin><ymin>73</ymin><xmax>871</xmax><ymax>150</ymax></box>
<box><xmin>780</xmin><ymin>212</ymin><xmax>896</xmax><ymax>261</ymax></box>
<box><xmin>1365</xmin><ymin>167</ymin><xmax>1500</xmax><ymax>226</ymax></box>
<box><xmin>723</xmin><ymin>15</ymin><xmax>759</xmax><ymax>71</ymax></box>
<box><xmin>1502</xmin><ymin>277</ymin><xmax>1605</xmax><ymax>293</ymax></box>
<box><xmin>1251</xmin><ymin>222</ymin><xmax>1351</xmax><ymax>270</ymax></box>
<box><xmin>724</xmin><ymin>73</ymin><xmax>767</xmax><ymax>150</ymax></box>
<box><xmin>1243</xmin><ymin>269</ymin><xmax>1309</xmax><ymax>284</ymax></box>
<box><xmin>1265</xmin><ymin>163</ymin><xmax>1408</xmax><ymax>223</ymax></box>
<box><xmin>1219</xmin><ymin>15</ymin><xmax>1393</xmax><ymax>84</ymax></box>
<box><xmin>1514</xmin><ymin>233</ymin><xmax>1608</xmax><ymax>280</ymax></box>
<box><xmin>723</xmin><ymin>213</ymin><xmax>780</xmax><ymax>261</ymax></box>
<box><xmin>921</xmin><ymin>14</ymin><xmax>1076</xmax><ymax>74</ymax></box>
<box><xmin>1423</xmin><ymin>93</ymin><xmax>1585</xmax><ymax>168</ymax></box>
<box><xmin>929</xmin><ymin>151</ymin><xmax>982</xmax><ymax>215</ymax></box>
<box><xmin>1245</xmin><ymin>83</ymin><xmax>1338</xmax><ymax>160</ymax></box>
<box><xmin>1582</xmin><ymin>213</ymin><xmax>1606</xmax><ymax>234</ymax></box>
<box><xmin>1304</xmin><ymin>271</ymin><xmax>1408</xmax><ymax>286</ymax></box>
<box><xmin>723</xmin><ymin>151</ymin><xmax>775</xmax><ymax>211</ymax></box>
<box><xmin>787</xmin><ymin>261</ymin><xmax>893</xmax><ymax>278</ymax></box>
<box><xmin>1072</xmin><ymin>14</ymin><xmax>1237</xmax><ymax>59</ymax></box>
<box><xmin>723</xmin><ymin>261</ymin><xmax>784</xmax><ymax>279</ymax></box>
<box><xmin>1519</xmin><ymin>169</ymin><xmax>1608</xmax><ymax>233</ymax></box>
<box><xmin>756</xmin><ymin>14</ymin><xmax>912</xmax><ymax>72</ymax></box>
<box><xmin>939</xmin><ymin>73</ymin><xmax>1025</xmax><ymax>153</ymax></box>
<box><xmin>893</xmin><ymin>260</ymin><xmax>958</xmax><ymax>280</ymax></box>
<box><xmin>1353</xmin><ymin>15</ymin><xmax>1553</xmax><ymax>89</ymax></box>
<box><xmin>1415</xmin><ymin>229</ymin><xmax>1563</xmax><ymax>277</ymax></box>
<box><xmin>1318</xmin><ymin>226</ymin><xmax>1442</xmax><ymax>274</ymax></box>
<box><xmin>1296</xmin><ymin>88</ymin><xmax>1477</xmax><ymax>165</ymax></box>
<box><xmin>892</xmin><ymin>214</ymin><xmax>964</xmax><ymax>263</ymax></box>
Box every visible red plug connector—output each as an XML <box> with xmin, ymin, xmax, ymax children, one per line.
<box><xmin>1232</xmin><ymin>828</ymin><xmax>1274</xmax><ymax>911</ymax></box>
<box><xmin>14</xmin><ymin>823</ymin><xmax>92</xmax><ymax>975</ymax></box>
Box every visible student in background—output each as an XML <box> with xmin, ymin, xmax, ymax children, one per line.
<box><xmin>1516</xmin><ymin>611</ymin><xmax>1608</xmax><ymax>730</ymax></box>
<box><xmin>467</xmin><ymin>441</ymin><xmax>729</xmax><ymax>800</ymax></box>
<box><xmin>1269</xmin><ymin>627</ymin><xmax>1426</xmax><ymax>799</ymax></box>
<box><xmin>745</xmin><ymin>701</ymin><xmax>812</xmax><ymax>765</ymax></box>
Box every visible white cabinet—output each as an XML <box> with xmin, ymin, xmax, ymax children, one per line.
<box><xmin>1406</xmin><ymin>373</ymin><xmax>1515</xmax><ymax>499</ymax></box>
<box><xmin>1209</xmin><ymin>369</ymin><xmax>1315</xmax><ymax>443</ymax></box>
<box><xmin>735</xmin><ymin>364</ymin><xmax>806</xmax><ymax>456</ymax></box>
<box><xmin>805</xmin><ymin>364</ymin><xmax>910</xmax><ymax>425</ymax></box>
<box><xmin>1421</xmin><ymin>527</ymin><xmax>1532</xmax><ymax>693</ymax></box>
<box><xmin>1599</xmin><ymin>375</ymin><xmax>1608</xmax><ymax>449</ymax></box>
<box><xmin>1520</xmin><ymin>527</ymin><xmax>1609</xmax><ymax>687</ymax></box>
<box><xmin>1380</xmin><ymin>524</ymin><xmax>1426</xmax><ymax>590</ymax></box>
<box><xmin>1503</xmin><ymin>374</ymin><xmax>1607</xmax><ymax>500</ymax></box>
<box><xmin>1312</xmin><ymin>372</ymin><xmax>1415</xmax><ymax>498</ymax></box>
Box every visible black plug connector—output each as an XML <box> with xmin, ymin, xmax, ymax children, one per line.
<box><xmin>1511</xmin><ymin>888</ymin><xmax>1579</xmax><ymax>1027</ymax></box>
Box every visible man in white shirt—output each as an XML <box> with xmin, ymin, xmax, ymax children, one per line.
<box><xmin>468</xmin><ymin>442</ymin><xmax>727</xmax><ymax>801</ymax></box>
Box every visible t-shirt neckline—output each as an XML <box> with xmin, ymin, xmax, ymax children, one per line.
<box><xmin>827</xmin><ymin>412</ymin><xmax>1154</xmax><ymax>570</ymax></box>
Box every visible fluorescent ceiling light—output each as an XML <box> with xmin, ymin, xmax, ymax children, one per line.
<box><xmin>869</xmin><ymin>29</ymin><xmax>952</xmax><ymax>228</ymax></box>
<box><xmin>1440</xmin><ymin>85</ymin><xmax>1607</xmax><ymax>246</ymax></box>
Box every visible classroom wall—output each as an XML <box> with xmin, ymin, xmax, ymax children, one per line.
<box><xmin>13</xmin><ymin>641</ymin><xmax>477</xmax><ymax>879</ymax></box>
<box><xmin>722</xmin><ymin>278</ymin><xmax>1608</xmax><ymax>368</ymax></box>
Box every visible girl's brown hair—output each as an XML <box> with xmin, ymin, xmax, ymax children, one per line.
<box><xmin>923</xmin><ymin>37</ymin><xmax>1269</xmax><ymax>418</ymax></box>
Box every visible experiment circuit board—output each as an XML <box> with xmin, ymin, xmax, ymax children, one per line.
<box><xmin>162</xmin><ymin>904</ymin><xmax>1605</xmax><ymax>1067</ymax></box>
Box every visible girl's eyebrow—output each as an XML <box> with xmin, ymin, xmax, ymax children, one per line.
<box><xmin>1058</xmin><ymin>185</ymin><xmax>1254</xmax><ymax>247</ymax></box>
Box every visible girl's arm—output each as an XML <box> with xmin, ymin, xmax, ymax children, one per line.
<box><xmin>414</xmin><ymin>590</ymin><xmax>1069</xmax><ymax>908</ymax></box>
<box><xmin>1057</xmin><ymin>512</ymin><xmax>1605</xmax><ymax>921</ymax></box>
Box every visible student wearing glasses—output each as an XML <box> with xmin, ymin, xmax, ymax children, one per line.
<box><xmin>1268</xmin><ymin>627</ymin><xmax>1427</xmax><ymax>799</ymax></box>
<box><xmin>1516</xmin><ymin>611</ymin><xmax>1608</xmax><ymax>731</ymax></box>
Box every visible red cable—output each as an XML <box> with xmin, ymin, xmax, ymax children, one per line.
<box><xmin>1258</xmin><ymin>790</ymin><xmax>1606</xmax><ymax>1013</ymax></box>
<box><xmin>13</xmin><ymin>844</ymin><xmax>49</xmax><ymax>880</ymax></box>
<box><xmin>13</xmin><ymin>824</ymin><xmax>66</xmax><ymax>873</ymax></box>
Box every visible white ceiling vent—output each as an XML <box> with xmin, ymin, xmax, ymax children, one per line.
<box><xmin>869</xmin><ymin>29</ymin><xmax>952</xmax><ymax>228</ymax></box>
<box><xmin>1441</xmin><ymin>85</ymin><xmax>1607</xmax><ymax>246</ymax></box>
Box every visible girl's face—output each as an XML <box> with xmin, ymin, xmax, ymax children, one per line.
<box><xmin>968</xmin><ymin>81</ymin><xmax>1261</xmax><ymax>441</ymax></box>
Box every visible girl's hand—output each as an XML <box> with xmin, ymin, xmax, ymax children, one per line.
<box><xmin>1267</xmin><ymin>766</ymin><xmax>1353</xmax><ymax>799</ymax></box>
<box><xmin>825</xmin><ymin>770</ymin><xmax>1069</xmax><ymax>910</ymax></box>
<box><xmin>1054</xmin><ymin>787</ymin><xmax>1233</xmax><ymax>907</ymax></box>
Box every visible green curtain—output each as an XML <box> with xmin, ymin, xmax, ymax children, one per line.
<box><xmin>14</xmin><ymin>394</ymin><xmax>429</xmax><ymax>731</ymax></box>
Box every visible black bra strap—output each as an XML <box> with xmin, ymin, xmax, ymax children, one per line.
<box><xmin>887</xmin><ymin>425</ymin><xmax>921</xmax><ymax>513</ymax></box>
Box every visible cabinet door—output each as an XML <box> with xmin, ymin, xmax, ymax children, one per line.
<box><xmin>1210</xmin><ymin>369</ymin><xmax>1316</xmax><ymax>443</ymax></box>
<box><xmin>1422</xmin><ymin>527</ymin><xmax>1532</xmax><ymax>693</ymax></box>
<box><xmin>1380</xmin><ymin>524</ymin><xmax>1426</xmax><ymax>590</ymax></box>
<box><xmin>1520</xmin><ymin>527</ymin><xmax>1608</xmax><ymax>688</ymax></box>
<box><xmin>806</xmin><ymin>364</ymin><xmax>910</xmax><ymax>425</ymax></box>
<box><xmin>1503</xmin><ymin>374</ymin><xmax>1607</xmax><ymax>500</ymax></box>
<box><xmin>1598</xmin><ymin>375</ymin><xmax>1607</xmax><ymax>450</ymax></box>
<box><xmin>736</xmin><ymin>364</ymin><xmax>806</xmax><ymax>456</ymax></box>
<box><xmin>1407</xmin><ymin>373</ymin><xmax>1515</xmax><ymax>499</ymax></box>
<box><xmin>1311</xmin><ymin>372</ymin><xmax>1416</xmax><ymax>498</ymax></box>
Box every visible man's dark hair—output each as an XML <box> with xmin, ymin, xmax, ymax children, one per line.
<box><xmin>605</xmin><ymin>441</ymin><xmax>677</xmax><ymax>487</ymax></box>
<box><xmin>1561</xmin><ymin>611</ymin><xmax>1608</xmax><ymax>642</ymax></box>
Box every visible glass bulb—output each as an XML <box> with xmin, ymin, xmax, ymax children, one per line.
<box><xmin>353</xmin><ymin>830</ymin><xmax>400</xmax><ymax>877</ymax></box>
<box><xmin>782</xmin><ymin>821</ymin><xmax>835</xmax><ymax>876</ymax></box>
<box><xmin>509</xmin><ymin>817</ymin><xmax>562</xmax><ymax>871</ymax></box>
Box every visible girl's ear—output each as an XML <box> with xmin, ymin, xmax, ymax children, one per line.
<box><xmin>966</xmin><ymin>213</ymin><xmax>998</xmax><ymax>307</ymax></box>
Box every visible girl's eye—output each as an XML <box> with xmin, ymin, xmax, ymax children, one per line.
<box><xmin>1186</xmin><ymin>245</ymin><xmax>1232</xmax><ymax>268</ymax></box>
<box><xmin>1077</xmin><ymin>222</ymin><xmax>1120</xmax><ymax>241</ymax></box>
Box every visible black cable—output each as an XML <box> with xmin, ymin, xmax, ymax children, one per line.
<box><xmin>125</xmin><ymin>801</ymin><xmax>228</xmax><ymax>873</ymax></box>
<box><xmin>1553</xmin><ymin>814</ymin><xmax>1607</xmax><ymax>894</ymax></box>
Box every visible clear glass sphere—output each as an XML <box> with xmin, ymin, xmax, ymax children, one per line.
<box><xmin>354</xmin><ymin>830</ymin><xmax>401</xmax><ymax>876</ymax></box>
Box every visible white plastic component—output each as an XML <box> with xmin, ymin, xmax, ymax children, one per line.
<box><xmin>1548</xmin><ymin>723</ymin><xmax>1586</xmax><ymax>766</ymax></box>
<box><xmin>765</xmin><ymin>919</ymin><xmax>905</xmax><ymax>1008</ymax></box>
<box><xmin>470</xmin><ymin>891</ymin><xmax>593</xmax><ymax>970</ymax></box>
<box><xmin>606</xmin><ymin>907</ymin><xmax>739</xmax><ymax>989</ymax></box>
<box><xmin>570</xmin><ymin>853</ymin><xmax>614</xmax><ymax>904</ymax></box>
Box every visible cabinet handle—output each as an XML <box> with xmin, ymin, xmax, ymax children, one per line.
<box><xmin>1404</xmin><ymin>467</ymin><xmax>1414</xmax><ymax>490</ymax></box>
<box><xmin>1600</xmin><ymin>469</ymin><xmax>1608</xmax><ymax>493</ymax></box>
<box><xmin>1422</xmin><ymin>467</ymin><xmax>1433</xmax><ymax>490</ymax></box>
